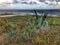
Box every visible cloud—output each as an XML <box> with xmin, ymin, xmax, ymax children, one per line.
<box><xmin>0</xmin><ymin>0</ymin><xmax>5</xmax><ymax>3</ymax></box>
<box><xmin>0</xmin><ymin>0</ymin><xmax>13</xmax><ymax>3</ymax></box>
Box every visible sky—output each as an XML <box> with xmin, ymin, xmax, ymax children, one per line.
<box><xmin>0</xmin><ymin>0</ymin><xmax>60</xmax><ymax>3</ymax></box>
<box><xmin>0</xmin><ymin>0</ymin><xmax>13</xmax><ymax>3</ymax></box>
<box><xmin>0</xmin><ymin>0</ymin><xmax>40</xmax><ymax>3</ymax></box>
<box><xmin>0</xmin><ymin>0</ymin><xmax>59</xmax><ymax>9</ymax></box>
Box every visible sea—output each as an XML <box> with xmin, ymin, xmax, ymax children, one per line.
<box><xmin>0</xmin><ymin>9</ymin><xmax>60</xmax><ymax>16</ymax></box>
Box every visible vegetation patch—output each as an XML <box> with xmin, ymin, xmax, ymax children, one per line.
<box><xmin>0</xmin><ymin>15</ymin><xmax>60</xmax><ymax>45</ymax></box>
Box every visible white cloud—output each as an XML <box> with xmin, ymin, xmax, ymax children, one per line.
<box><xmin>0</xmin><ymin>0</ymin><xmax>13</xmax><ymax>3</ymax></box>
<box><xmin>0</xmin><ymin>0</ymin><xmax>5</xmax><ymax>3</ymax></box>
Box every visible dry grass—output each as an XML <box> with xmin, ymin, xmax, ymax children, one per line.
<box><xmin>0</xmin><ymin>15</ymin><xmax>60</xmax><ymax>45</ymax></box>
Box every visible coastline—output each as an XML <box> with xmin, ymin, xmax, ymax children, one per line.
<box><xmin>0</xmin><ymin>13</ymin><xmax>60</xmax><ymax>18</ymax></box>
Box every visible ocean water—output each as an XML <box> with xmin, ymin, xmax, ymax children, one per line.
<box><xmin>0</xmin><ymin>9</ymin><xmax>60</xmax><ymax>16</ymax></box>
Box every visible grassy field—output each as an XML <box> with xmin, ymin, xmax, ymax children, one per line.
<box><xmin>0</xmin><ymin>15</ymin><xmax>60</xmax><ymax>45</ymax></box>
